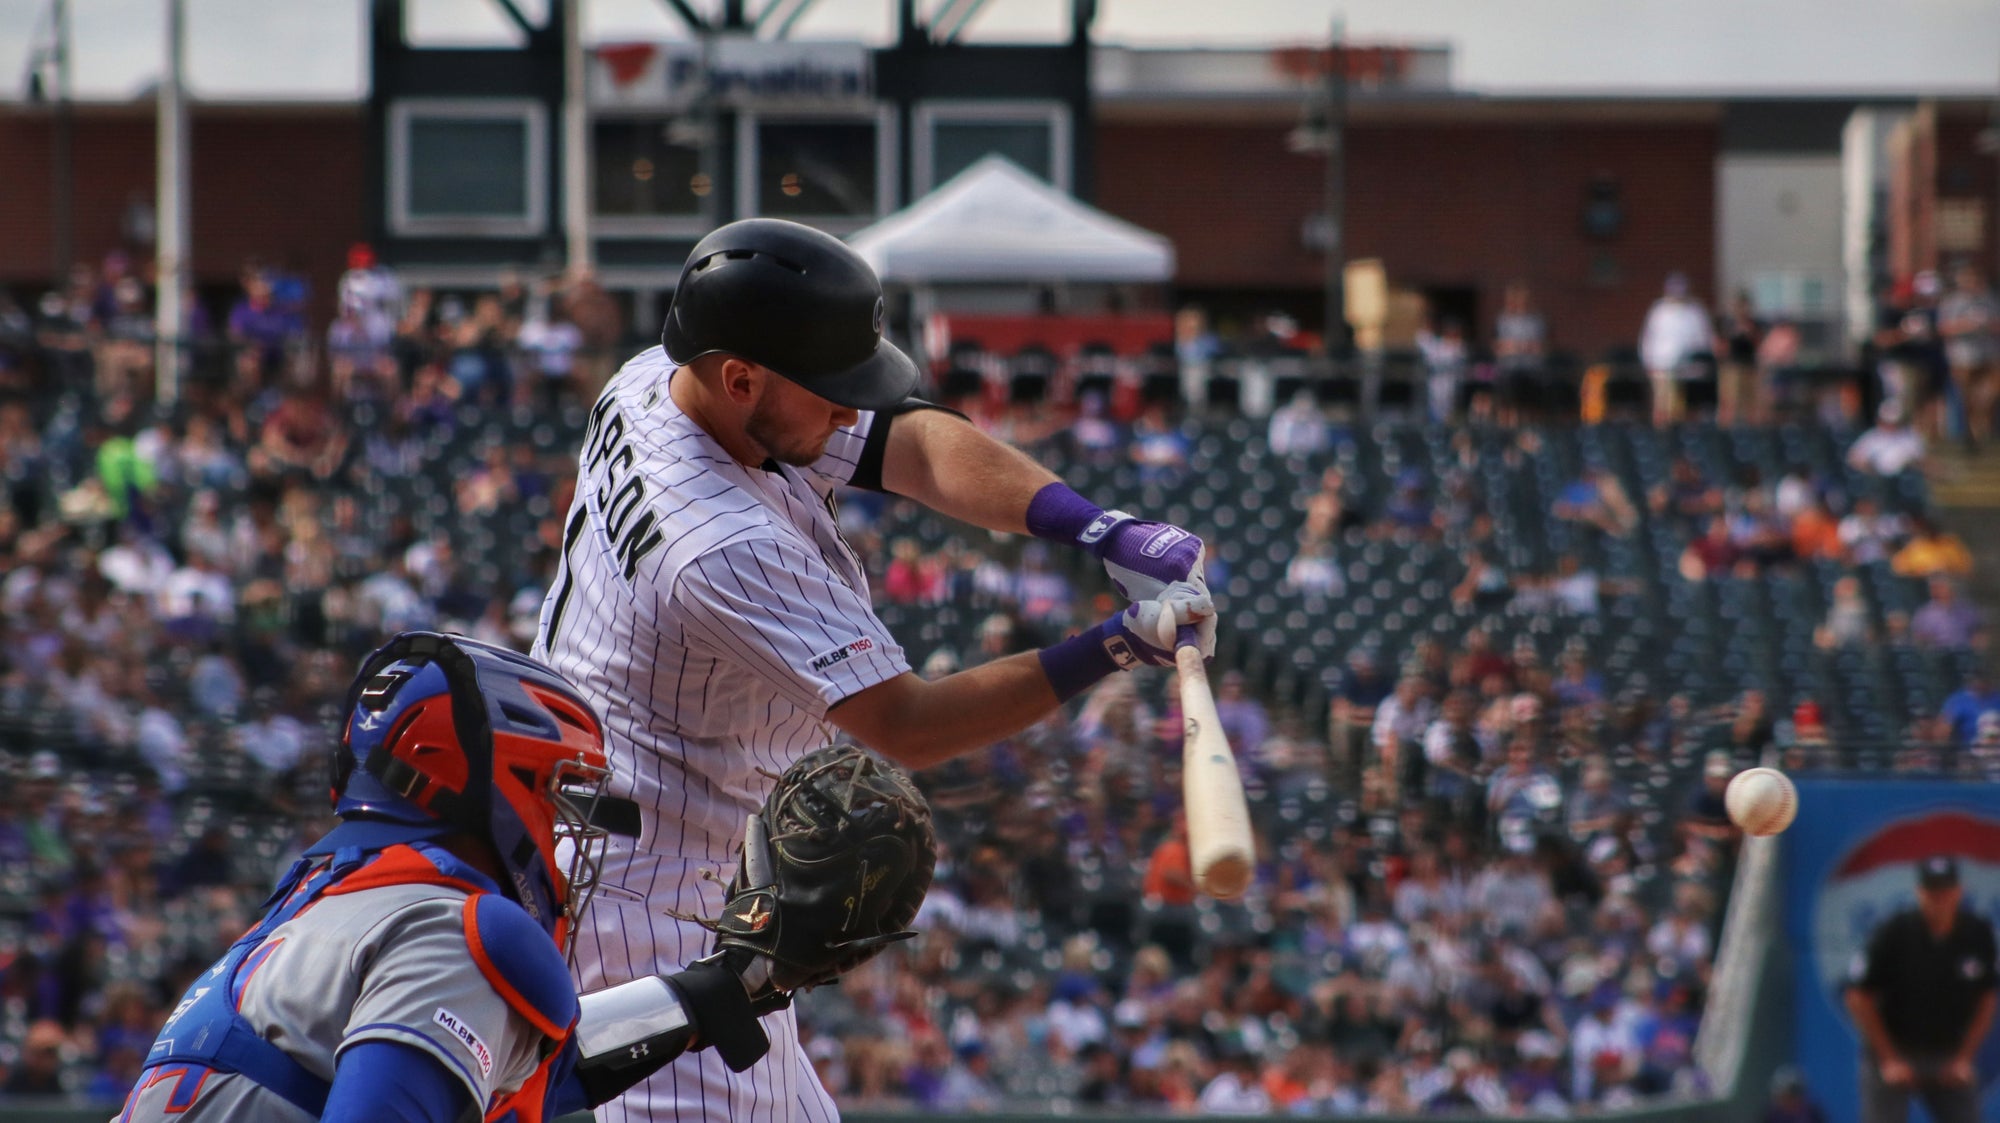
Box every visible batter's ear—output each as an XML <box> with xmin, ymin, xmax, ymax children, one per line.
<box><xmin>716</xmin><ymin>357</ymin><xmax>764</xmax><ymax>405</ymax></box>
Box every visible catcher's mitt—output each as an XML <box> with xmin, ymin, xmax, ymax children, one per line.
<box><xmin>689</xmin><ymin>744</ymin><xmax>935</xmax><ymax>1004</ymax></box>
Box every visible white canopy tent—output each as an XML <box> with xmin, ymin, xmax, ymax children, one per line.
<box><xmin>848</xmin><ymin>155</ymin><xmax>1176</xmax><ymax>284</ymax></box>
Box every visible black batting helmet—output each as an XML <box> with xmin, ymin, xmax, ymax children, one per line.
<box><xmin>662</xmin><ymin>218</ymin><xmax>918</xmax><ymax>411</ymax></box>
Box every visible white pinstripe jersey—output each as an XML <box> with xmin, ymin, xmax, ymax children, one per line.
<box><xmin>532</xmin><ymin>346</ymin><xmax>911</xmax><ymax>870</ymax></box>
<box><xmin>533</xmin><ymin>347</ymin><xmax>911</xmax><ymax>1122</ymax></box>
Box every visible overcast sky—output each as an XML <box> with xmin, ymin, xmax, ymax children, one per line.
<box><xmin>1</xmin><ymin>0</ymin><xmax>1997</xmax><ymax>101</ymax></box>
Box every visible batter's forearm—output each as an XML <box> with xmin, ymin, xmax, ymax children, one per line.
<box><xmin>880</xmin><ymin>409</ymin><xmax>1055</xmax><ymax>535</ymax></box>
<box><xmin>830</xmin><ymin>655</ymin><xmax>1065</xmax><ymax>770</ymax></box>
<box><xmin>1957</xmin><ymin>991</ymin><xmax>1996</xmax><ymax>1062</ymax></box>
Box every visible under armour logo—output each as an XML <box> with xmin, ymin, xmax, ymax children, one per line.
<box><xmin>630</xmin><ymin>1042</ymin><xmax>650</xmax><ymax>1060</ymax></box>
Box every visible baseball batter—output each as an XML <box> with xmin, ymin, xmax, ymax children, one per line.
<box><xmin>117</xmin><ymin>632</ymin><xmax>931</xmax><ymax>1123</ymax></box>
<box><xmin>532</xmin><ymin>217</ymin><xmax>1219</xmax><ymax>1122</ymax></box>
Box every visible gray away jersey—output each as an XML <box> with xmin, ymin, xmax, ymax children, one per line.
<box><xmin>116</xmin><ymin>882</ymin><xmax>546</xmax><ymax>1121</ymax></box>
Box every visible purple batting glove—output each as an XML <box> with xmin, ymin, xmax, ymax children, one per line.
<box><xmin>1025</xmin><ymin>483</ymin><xmax>1209</xmax><ymax>603</ymax></box>
<box><xmin>1038</xmin><ymin>600</ymin><xmax>1209</xmax><ymax>702</ymax></box>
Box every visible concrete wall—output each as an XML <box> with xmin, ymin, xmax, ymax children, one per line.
<box><xmin>1716</xmin><ymin>153</ymin><xmax>1846</xmax><ymax>343</ymax></box>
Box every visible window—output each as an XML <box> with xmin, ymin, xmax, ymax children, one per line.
<box><xmin>748</xmin><ymin>118</ymin><xmax>883</xmax><ymax>221</ymax></box>
<box><xmin>914</xmin><ymin>101</ymin><xmax>1069</xmax><ymax>194</ymax></box>
<box><xmin>1750</xmin><ymin>271</ymin><xmax>1834</xmax><ymax>316</ymax></box>
<box><xmin>593</xmin><ymin>118</ymin><xmax>707</xmax><ymax>219</ymax></box>
<box><xmin>390</xmin><ymin>99</ymin><xmax>546</xmax><ymax>237</ymax></box>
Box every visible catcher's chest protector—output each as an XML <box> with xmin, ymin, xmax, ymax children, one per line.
<box><xmin>127</xmin><ymin>843</ymin><xmax>579</xmax><ymax>1123</ymax></box>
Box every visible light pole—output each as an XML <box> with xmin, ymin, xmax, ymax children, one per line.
<box><xmin>562</xmin><ymin>0</ymin><xmax>592</xmax><ymax>271</ymax></box>
<box><xmin>155</xmin><ymin>0</ymin><xmax>189</xmax><ymax>406</ymax></box>
<box><xmin>51</xmin><ymin>0</ymin><xmax>73</xmax><ymax>286</ymax></box>
<box><xmin>1323</xmin><ymin>17</ymin><xmax>1346</xmax><ymax>360</ymax></box>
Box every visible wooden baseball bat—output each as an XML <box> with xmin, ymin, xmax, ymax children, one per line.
<box><xmin>1176</xmin><ymin>627</ymin><xmax>1254</xmax><ymax>899</ymax></box>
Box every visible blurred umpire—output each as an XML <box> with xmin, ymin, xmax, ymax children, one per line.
<box><xmin>1844</xmin><ymin>856</ymin><xmax>1999</xmax><ymax>1123</ymax></box>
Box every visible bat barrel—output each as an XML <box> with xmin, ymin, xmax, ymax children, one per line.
<box><xmin>1177</xmin><ymin>641</ymin><xmax>1254</xmax><ymax>899</ymax></box>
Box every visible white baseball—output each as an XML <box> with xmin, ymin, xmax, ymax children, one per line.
<box><xmin>1724</xmin><ymin>766</ymin><xmax>1798</xmax><ymax>837</ymax></box>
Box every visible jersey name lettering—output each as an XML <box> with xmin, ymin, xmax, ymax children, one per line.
<box><xmin>583</xmin><ymin>400</ymin><xmax>666</xmax><ymax>581</ymax></box>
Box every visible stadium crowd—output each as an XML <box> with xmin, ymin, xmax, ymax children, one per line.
<box><xmin>0</xmin><ymin>251</ymin><xmax>1970</xmax><ymax>1117</ymax></box>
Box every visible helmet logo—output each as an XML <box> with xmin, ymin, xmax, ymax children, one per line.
<box><xmin>871</xmin><ymin>297</ymin><xmax>885</xmax><ymax>338</ymax></box>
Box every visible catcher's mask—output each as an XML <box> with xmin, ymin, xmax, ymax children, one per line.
<box><xmin>334</xmin><ymin>632</ymin><xmax>610</xmax><ymax>954</ymax></box>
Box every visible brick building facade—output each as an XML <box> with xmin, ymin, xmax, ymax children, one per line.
<box><xmin>1095</xmin><ymin>105</ymin><xmax>1718</xmax><ymax>356</ymax></box>
<box><xmin>0</xmin><ymin>105</ymin><xmax>364</xmax><ymax>323</ymax></box>
<box><xmin>0</xmin><ymin>89</ymin><xmax>1986</xmax><ymax>360</ymax></box>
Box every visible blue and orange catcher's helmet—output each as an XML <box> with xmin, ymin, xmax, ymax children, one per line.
<box><xmin>334</xmin><ymin>632</ymin><xmax>610</xmax><ymax>951</ymax></box>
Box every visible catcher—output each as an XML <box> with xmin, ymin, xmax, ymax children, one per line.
<box><xmin>116</xmin><ymin>632</ymin><xmax>933</xmax><ymax>1123</ymax></box>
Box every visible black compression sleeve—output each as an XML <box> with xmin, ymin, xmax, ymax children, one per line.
<box><xmin>850</xmin><ymin>397</ymin><xmax>969</xmax><ymax>493</ymax></box>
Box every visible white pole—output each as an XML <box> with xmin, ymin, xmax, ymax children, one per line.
<box><xmin>155</xmin><ymin>0</ymin><xmax>189</xmax><ymax>405</ymax></box>
<box><xmin>563</xmin><ymin>0</ymin><xmax>592</xmax><ymax>271</ymax></box>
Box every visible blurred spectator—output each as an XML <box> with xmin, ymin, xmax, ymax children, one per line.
<box><xmin>1130</xmin><ymin>407</ymin><xmax>1188</xmax><ymax>483</ymax></box>
<box><xmin>1848</xmin><ymin>404</ymin><xmax>1929</xmax><ymax>477</ymax></box>
<box><xmin>1421</xmin><ymin>694</ymin><xmax>1487</xmax><ymax>830</ymax></box>
<box><xmin>1911</xmin><ymin>578</ymin><xmax>1985</xmax><ymax>651</ymax></box>
<box><xmin>1553</xmin><ymin>465</ymin><xmax>1638</xmax><ymax>540</ymax></box>
<box><xmin>1302</xmin><ymin>467</ymin><xmax>1366</xmax><ymax>540</ymax></box>
<box><xmin>1013</xmin><ymin>545</ymin><xmax>1073</xmax><ymax>625</ymax></box>
<box><xmin>1143</xmin><ymin>811</ymin><xmax>1196</xmax><ymax>907</ymax></box>
<box><xmin>1471</xmin><ymin>841</ymin><xmax>1555</xmax><ymax>937</ymax></box>
<box><xmin>1267</xmin><ymin>391</ymin><xmax>1330</xmax><ymax>458</ymax></box>
<box><xmin>1941</xmin><ymin>669</ymin><xmax>2000</xmax><ymax>746</ymax></box>
<box><xmin>1330</xmin><ymin>650</ymin><xmax>1393</xmax><ymax>790</ymax></box>
<box><xmin>1816</xmin><ymin>575</ymin><xmax>1875</xmax><ymax>650</ymax></box>
<box><xmin>1680</xmin><ymin>516</ymin><xmax>1743</xmax><ymax>581</ymax></box>
<box><xmin>1649</xmin><ymin>455</ymin><xmax>1724</xmax><ymax>529</ymax></box>
<box><xmin>1764</xmin><ymin>1066</ymin><xmax>1828</xmax><ymax>1123</ymax></box>
<box><xmin>1417</xmin><ymin>317</ymin><xmax>1470</xmax><ymax>424</ymax></box>
<box><xmin>1891</xmin><ymin>515</ymin><xmax>1973</xmax><ymax>579</ymax></box>
<box><xmin>1213</xmin><ymin>671</ymin><xmax>1271</xmax><ymax>758</ymax></box>
<box><xmin>1876</xmin><ymin>271</ymin><xmax>1948</xmax><ymax>439</ymax></box>
<box><xmin>1840</xmin><ymin>497</ymin><xmax>1908</xmax><ymax>566</ymax></box>
<box><xmin>1716</xmin><ymin>291</ymin><xmax>1764</xmax><ymax>426</ymax></box>
<box><xmin>1640</xmin><ymin>273</ymin><xmax>1715</xmax><ymax>428</ymax></box>
<box><xmin>1567</xmin><ymin>758</ymin><xmax>1630</xmax><ymax>839</ymax></box>
<box><xmin>517</xmin><ymin>291</ymin><xmax>584</xmax><ymax>412</ymax></box>
<box><xmin>1380</xmin><ymin>471</ymin><xmax>1438</xmax><ymax>538</ymax></box>
<box><xmin>1727</xmin><ymin>690</ymin><xmax>1777</xmax><ymax>757</ymax></box>
<box><xmin>1198</xmin><ymin>1046</ymin><xmax>1272</xmax><ymax>1114</ymax></box>
<box><xmin>1551</xmin><ymin>554</ymin><xmax>1601</xmax><ymax>616</ymax></box>
<box><xmin>1728</xmin><ymin>491</ymin><xmax>1792</xmax><ymax>571</ymax></box>
<box><xmin>1285</xmin><ymin>530</ymin><xmax>1343</xmax><ymax>598</ymax></box>
<box><xmin>226</xmin><ymin>267</ymin><xmax>304</xmax><ymax>379</ymax></box>
<box><xmin>1570</xmin><ymin>986</ymin><xmax>1640</xmax><ymax>1103</ymax></box>
<box><xmin>1494</xmin><ymin>282</ymin><xmax>1546</xmax><ymax>425</ymax></box>
<box><xmin>3</xmin><ymin>1020</ymin><xmax>69</xmax><ymax>1095</ymax></box>
<box><xmin>1681</xmin><ymin>753</ymin><xmax>1739</xmax><ymax>844</ymax></box>
<box><xmin>1940</xmin><ymin>263</ymin><xmax>2000</xmax><ymax>448</ymax></box>
<box><xmin>1372</xmin><ymin>673</ymin><xmax>1436</xmax><ymax>801</ymax></box>
<box><xmin>1790</xmin><ymin>495</ymin><xmax>1846</xmax><ymax>562</ymax></box>
<box><xmin>1448</xmin><ymin>543</ymin><xmax>1504</xmax><ymax>607</ymax></box>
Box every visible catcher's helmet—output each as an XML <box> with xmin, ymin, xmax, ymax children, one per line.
<box><xmin>662</xmin><ymin>218</ymin><xmax>918</xmax><ymax>411</ymax></box>
<box><xmin>334</xmin><ymin>632</ymin><xmax>609</xmax><ymax>950</ymax></box>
